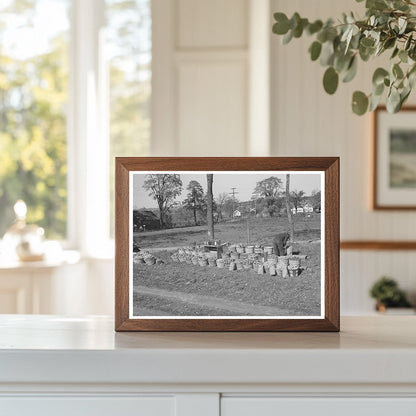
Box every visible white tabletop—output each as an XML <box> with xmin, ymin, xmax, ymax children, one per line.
<box><xmin>0</xmin><ymin>315</ymin><xmax>415</xmax><ymax>386</ymax></box>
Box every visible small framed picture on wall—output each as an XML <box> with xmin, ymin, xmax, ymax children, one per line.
<box><xmin>374</xmin><ymin>106</ymin><xmax>416</xmax><ymax>209</ymax></box>
<box><xmin>115</xmin><ymin>157</ymin><xmax>339</xmax><ymax>332</ymax></box>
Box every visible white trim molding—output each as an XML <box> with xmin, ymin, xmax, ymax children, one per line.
<box><xmin>69</xmin><ymin>0</ymin><xmax>110</xmax><ymax>256</ymax></box>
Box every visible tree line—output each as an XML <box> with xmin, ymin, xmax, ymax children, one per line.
<box><xmin>142</xmin><ymin>174</ymin><xmax>321</xmax><ymax>230</ymax></box>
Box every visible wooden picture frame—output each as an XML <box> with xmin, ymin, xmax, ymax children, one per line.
<box><xmin>373</xmin><ymin>106</ymin><xmax>416</xmax><ymax>210</ymax></box>
<box><xmin>115</xmin><ymin>157</ymin><xmax>339</xmax><ymax>332</ymax></box>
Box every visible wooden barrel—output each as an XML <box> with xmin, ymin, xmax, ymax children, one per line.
<box><xmin>208</xmin><ymin>258</ymin><xmax>217</xmax><ymax>267</ymax></box>
<box><xmin>278</xmin><ymin>256</ymin><xmax>289</xmax><ymax>266</ymax></box>
<box><xmin>144</xmin><ymin>256</ymin><xmax>156</xmax><ymax>265</ymax></box>
<box><xmin>289</xmin><ymin>257</ymin><xmax>301</xmax><ymax>269</ymax></box>
<box><xmin>198</xmin><ymin>258</ymin><xmax>208</xmax><ymax>267</ymax></box>
<box><xmin>264</xmin><ymin>246</ymin><xmax>273</xmax><ymax>255</ymax></box>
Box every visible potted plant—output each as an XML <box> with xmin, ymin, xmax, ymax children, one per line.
<box><xmin>369</xmin><ymin>276</ymin><xmax>413</xmax><ymax>312</ymax></box>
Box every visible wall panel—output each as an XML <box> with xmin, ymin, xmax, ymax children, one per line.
<box><xmin>152</xmin><ymin>0</ymin><xmax>249</xmax><ymax>156</ymax></box>
<box><xmin>177</xmin><ymin>0</ymin><xmax>248</xmax><ymax>49</ymax></box>
<box><xmin>177</xmin><ymin>61</ymin><xmax>247</xmax><ymax>156</ymax></box>
<box><xmin>271</xmin><ymin>0</ymin><xmax>416</xmax><ymax>313</ymax></box>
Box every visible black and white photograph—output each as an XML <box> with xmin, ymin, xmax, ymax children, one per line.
<box><xmin>129</xmin><ymin>171</ymin><xmax>324</xmax><ymax>319</ymax></box>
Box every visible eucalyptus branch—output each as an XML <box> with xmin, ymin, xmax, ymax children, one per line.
<box><xmin>272</xmin><ymin>0</ymin><xmax>416</xmax><ymax>115</ymax></box>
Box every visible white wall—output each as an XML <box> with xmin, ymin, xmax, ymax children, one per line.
<box><xmin>271</xmin><ymin>0</ymin><xmax>416</xmax><ymax>313</ymax></box>
<box><xmin>152</xmin><ymin>0</ymin><xmax>251</xmax><ymax>156</ymax></box>
<box><xmin>57</xmin><ymin>0</ymin><xmax>416</xmax><ymax>316</ymax></box>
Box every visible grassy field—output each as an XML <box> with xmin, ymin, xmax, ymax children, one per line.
<box><xmin>132</xmin><ymin>215</ymin><xmax>322</xmax><ymax>317</ymax></box>
<box><xmin>134</xmin><ymin>215</ymin><xmax>321</xmax><ymax>249</ymax></box>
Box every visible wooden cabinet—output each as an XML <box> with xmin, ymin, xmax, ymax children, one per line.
<box><xmin>1</xmin><ymin>397</ymin><xmax>175</xmax><ymax>416</ymax></box>
<box><xmin>222</xmin><ymin>398</ymin><xmax>416</xmax><ymax>416</ymax></box>
<box><xmin>1</xmin><ymin>316</ymin><xmax>416</xmax><ymax>415</ymax></box>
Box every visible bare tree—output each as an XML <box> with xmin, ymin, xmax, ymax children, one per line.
<box><xmin>215</xmin><ymin>192</ymin><xmax>228</xmax><ymax>221</ymax></box>
<box><xmin>290</xmin><ymin>189</ymin><xmax>305</xmax><ymax>211</ymax></box>
<box><xmin>285</xmin><ymin>174</ymin><xmax>295</xmax><ymax>243</ymax></box>
<box><xmin>206</xmin><ymin>174</ymin><xmax>214</xmax><ymax>241</ymax></box>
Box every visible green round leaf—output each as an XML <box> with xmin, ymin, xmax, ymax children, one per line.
<box><xmin>290</xmin><ymin>12</ymin><xmax>301</xmax><ymax>30</ymax></box>
<box><xmin>399</xmin><ymin>50</ymin><xmax>408</xmax><ymax>63</ymax></box>
<box><xmin>273</xmin><ymin>13</ymin><xmax>290</xmax><ymax>35</ymax></box>
<box><xmin>317</xmin><ymin>30</ymin><xmax>328</xmax><ymax>43</ymax></box>
<box><xmin>307</xmin><ymin>20</ymin><xmax>323</xmax><ymax>35</ymax></box>
<box><xmin>367</xmin><ymin>0</ymin><xmax>388</xmax><ymax>11</ymax></box>
<box><xmin>387</xmin><ymin>88</ymin><xmax>401</xmax><ymax>113</ymax></box>
<box><xmin>359</xmin><ymin>44</ymin><xmax>375</xmax><ymax>62</ymax></box>
<box><xmin>372</xmin><ymin>68</ymin><xmax>389</xmax><ymax>86</ymax></box>
<box><xmin>323</xmin><ymin>67</ymin><xmax>339</xmax><ymax>95</ymax></box>
<box><xmin>393</xmin><ymin>63</ymin><xmax>404</xmax><ymax>79</ymax></box>
<box><xmin>391</xmin><ymin>47</ymin><xmax>399</xmax><ymax>59</ymax></box>
<box><xmin>384</xmin><ymin>37</ymin><xmax>396</xmax><ymax>50</ymax></box>
<box><xmin>360</xmin><ymin>37</ymin><xmax>375</xmax><ymax>48</ymax></box>
<box><xmin>369</xmin><ymin>92</ymin><xmax>383</xmax><ymax>112</ymax></box>
<box><xmin>352</xmin><ymin>91</ymin><xmax>369</xmax><ymax>115</ymax></box>
<box><xmin>342</xmin><ymin>56</ymin><xmax>357</xmax><ymax>83</ymax></box>
<box><xmin>282</xmin><ymin>29</ymin><xmax>293</xmax><ymax>44</ymax></box>
<box><xmin>293</xmin><ymin>18</ymin><xmax>308</xmax><ymax>38</ymax></box>
<box><xmin>405</xmin><ymin>34</ymin><xmax>413</xmax><ymax>51</ymax></box>
<box><xmin>320</xmin><ymin>41</ymin><xmax>335</xmax><ymax>66</ymax></box>
<box><xmin>334</xmin><ymin>53</ymin><xmax>352</xmax><ymax>73</ymax></box>
<box><xmin>309</xmin><ymin>41</ymin><xmax>322</xmax><ymax>61</ymax></box>
<box><xmin>373</xmin><ymin>82</ymin><xmax>385</xmax><ymax>96</ymax></box>
<box><xmin>400</xmin><ymin>88</ymin><xmax>411</xmax><ymax>107</ymax></box>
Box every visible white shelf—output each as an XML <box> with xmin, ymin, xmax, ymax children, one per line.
<box><xmin>0</xmin><ymin>315</ymin><xmax>416</xmax><ymax>387</ymax></box>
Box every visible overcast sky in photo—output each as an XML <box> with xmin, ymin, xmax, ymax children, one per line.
<box><xmin>133</xmin><ymin>172</ymin><xmax>322</xmax><ymax>209</ymax></box>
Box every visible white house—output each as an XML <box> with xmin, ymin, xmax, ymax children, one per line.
<box><xmin>233</xmin><ymin>209</ymin><xmax>242</xmax><ymax>218</ymax></box>
<box><xmin>303</xmin><ymin>202</ymin><xmax>314</xmax><ymax>213</ymax></box>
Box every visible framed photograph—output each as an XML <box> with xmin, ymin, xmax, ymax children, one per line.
<box><xmin>374</xmin><ymin>106</ymin><xmax>416</xmax><ymax>209</ymax></box>
<box><xmin>115</xmin><ymin>157</ymin><xmax>339</xmax><ymax>332</ymax></box>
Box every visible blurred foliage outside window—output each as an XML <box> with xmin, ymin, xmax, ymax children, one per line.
<box><xmin>0</xmin><ymin>0</ymin><xmax>70</xmax><ymax>239</ymax></box>
<box><xmin>107</xmin><ymin>0</ymin><xmax>151</xmax><ymax>237</ymax></box>
<box><xmin>0</xmin><ymin>0</ymin><xmax>151</xmax><ymax>240</ymax></box>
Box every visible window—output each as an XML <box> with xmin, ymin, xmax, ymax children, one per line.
<box><xmin>0</xmin><ymin>0</ymin><xmax>70</xmax><ymax>239</ymax></box>
<box><xmin>0</xmin><ymin>0</ymin><xmax>151</xmax><ymax>251</ymax></box>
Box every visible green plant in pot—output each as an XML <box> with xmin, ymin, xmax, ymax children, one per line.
<box><xmin>272</xmin><ymin>0</ymin><xmax>416</xmax><ymax>115</ymax></box>
<box><xmin>369</xmin><ymin>276</ymin><xmax>412</xmax><ymax>311</ymax></box>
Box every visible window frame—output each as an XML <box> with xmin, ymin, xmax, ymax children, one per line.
<box><xmin>67</xmin><ymin>0</ymin><xmax>111</xmax><ymax>257</ymax></box>
<box><xmin>0</xmin><ymin>0</ymin><xmax>152</xmax><ymax>257</ymax></box>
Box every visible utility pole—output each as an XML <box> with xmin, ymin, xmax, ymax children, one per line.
<box><xmin>207</xmin><ymin>174</ymin><xmax>214</xmax><ymax>241</ymax></box>
<box><xmin>229</xmin><ymin>187</ymin><xmax>238</xmax><ymax>218</ymax></box>
<box><xmin>285</xmin><ymin>174</ymin><xmax>295</xmax><ymax>244</ymax></box>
